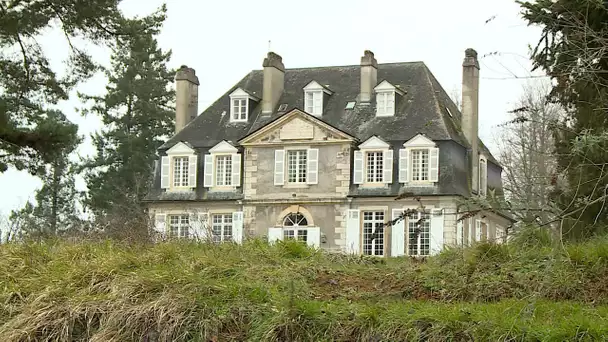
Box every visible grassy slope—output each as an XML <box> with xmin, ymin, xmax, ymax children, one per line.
<box><xmin>1</xmin><ymin>233</ymin><xmax>608</xmax><ymax>341</ymax></box>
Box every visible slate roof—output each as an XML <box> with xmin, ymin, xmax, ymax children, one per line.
<box><xmin>161</xmin><ymin>62</ymin><xmax>497</xmax><ymax>163</ymax></box>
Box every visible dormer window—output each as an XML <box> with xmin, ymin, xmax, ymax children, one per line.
<box><xmin>353</xmin><ymin>136</ymin><xmax>393</xmax><ymax>185</ymax></box>
<box><xmin>160</xmin><ymin>142</ymin><xmax>197</xmax><ymax>191</ymax></box>
<box><xmin>203</xmin><ymin>141</ymin><xmax>242</xmax><ymax>189</ymax></box>
<box><xmin>399</xmin><ymin>134</ymin><xmax>439</xmax><ymax>184</ymax></box>
<box><xmin>229</xmin><ymin>88</ymin><xmax>258</xmax><ymax>123</ymax></box>
<box><xmin>303</xmin><ymin>81</ymin><xmax>333</xmax><ymax>116</ymax></box>
<box><xmin>374</xmin><ymin>80</ymin><xmax>404</xmax><ymax>117</ymax></box>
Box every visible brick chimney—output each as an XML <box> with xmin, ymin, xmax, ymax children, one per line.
<box><xmin>175</xmin><ymin>65</ymin><xmax>199</xmax><ymax>134</ymax></box>
<box><xmin>262</xmin><ymin>52</ymin><xmax>285</xmax><ymax>114</ymax></box>
<box><xmin>360</xmin><ymin>50</ymin><xmax>378</xmax><ymax>103</ymax></box>
<box><xmin>461</xmin><ymin>48</ymin><xmax>480</xmax><ymax>192</ymax></box>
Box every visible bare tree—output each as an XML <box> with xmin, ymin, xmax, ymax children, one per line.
<box><xmin>495</xmin><ymin>80</ymin><xmax>563</xmax><ymax>227</ymax></box>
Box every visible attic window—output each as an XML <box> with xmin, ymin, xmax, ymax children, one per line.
<box><xmin>229</xmin><ymin>88</ymin><xmax>256</xmax><ymax>123</ymax></box>
<box><xmin>345</xmin><ymin>101</ymin><xmax>356</xmax><ymax>110</ymax></box>
<box><xmin>303</xmin><ymin>81</ymin><xmax>332</xmax><ymax>116</ymax></box>
<box><xmin>374</xmin><ymin>80</ymin><xmax>403</xmax><ymax>117</ymax></box>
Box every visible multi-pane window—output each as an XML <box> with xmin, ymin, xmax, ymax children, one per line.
<box><xmin>305</xmin><ymin>91</ymin><xmax>322</xmax><ymax>115</ymax></box>
<box><xmin>362</xmin><ymin>211</ymin><xmax>385</xmax><ymax>256</ymax></box>
<box><xmin>411</xmin><ymin>149</ymin><xmax>430</xmax><ymax>181</ymax></box>
<box><xmin>215</xmin><ymin>155</ymin><xmax>232</xmax><ymax>186</ymax></box>
<box><xmin>376</xmin><ymin>91</ymin><xmax>395</xmax><ymax>116</ymax></box>
<box><xmin>169</xmin><ymin>214</ymin><xmax>190</xmax><ymax>238</ymax></box>
<box><xmin>366</xmin><ymin>152</ymin><xmax>383</xmax><ymax>183</ymax></box>
<box><xmin>283</xmin><ymin>213</ymin><xmax>308</xmax><ymax>242</ymax></box>
<box><xmin>232</xmin><ymin>98</ymin><xmax>248</xmax><ymax>121</ymax></box>
<box><xmin>212</xmin><ymin>214</ymin><xmax>233</xmax><ymax>242</ymax></box>
<box><xmin>287</xmin><ymin>150</ymin><xmax>307</xmax><ymax>183</ymax></box>
<box><xmin>173</xmin><ymin>157</ymin><xmax>189</xmax><ymax>187</ymax></box>
<box><xmin>408</xmin><ymin>212</ymin><xmax>430</xmax><ymax>256</ymax></box>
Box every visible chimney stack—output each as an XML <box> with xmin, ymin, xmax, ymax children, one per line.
<box><xmin>175</xmin><ymin>65</ymin><xmax>199</xmax><ymax>134</ymax></box>
<box><xmin>262</xmin><ymin>52</ymin><xmax>285</xmax><ymax>114</ymax></box>
<box><xmin>360</xmin><ymin>50</ymin><xmax>378</xmax><ymax>103</ymax></box>
<box><xmin>461</xmin><ymin>48</ymin><xmax>480</xmax><ymax>192</ymax></box>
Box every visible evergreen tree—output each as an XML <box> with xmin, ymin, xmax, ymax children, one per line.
<box><xmin>81</xmin><ymin>10</ymin><xmax>175</xmax><ymax>222</ymax></box>
<box><xmin>519</xmin><ymin>0</ymin><xmax>608</xmax><ymax>237</ymax></box>
<box><xmin>0</xmin><ymin>0</ymin><xmax>127</xmax><ymax>174</ymax></box>
<box><xmin>9</xmin><ymin>110</ymin><xmax>81</xmax><ymax>238</ymax></box>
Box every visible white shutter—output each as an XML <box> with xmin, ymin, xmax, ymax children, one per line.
<box><xmin>345</xmin><ymin>209</ymin><xmax>360</xmax><ymax>254</ymax></box>
<box><xmin>188</xmin><ymin>155</ymin><xmax>198</xmax><ymax>187</ymax></box>
<box><xmin>430</xmin><ymin>208</ymin><xmax>444</xmax><ymax>255</ymax></box>
<box><xmin>161</xmin><ymin>156</ymin><xmax>170</xmax><ymax>189</ymax></box>
<box><xmin>307</xmin><ymin>149</ymin><xmax>319</xmax><ymax>184</ymax></box>
<box><xmin>268</xmin><ymin>227</ymin><xmax>283</xmax><ymax>244</ymax></box>
<box><xmin>468</xmin><ymin>219</ymin><xmax>474</xmax><ymax>245</ymax></box>
<box><xmin>203</xmin><ymin>154</ymin><xmax>213</xmax><ymax>187</ymax></box>
<box><xmin>391</xmin><ymin>209</ymin><xmax>405</xmax><ymax>257</ymax></box>
<box><xmin>190</xmin><ymin>212</ymin><xmax>208</xmax><ymax>241</ymax></box>
<box><xmin>232</xmin><ymin>153</ymin><xmax>241</xmax><ymax>187</ymax></box>
<box><xmin>353</xmin><ymin>151</ymin><xmax>363</xmax><ymax>184</ymax></box>
<box><xmin>307</xmin><ymin>227</ymin><xmax>321</xmax><ymax>248</ymax></box>
<box><xmin>456</xmin><ymin>220</ymin><xmax>463</xmax><ymax>246</ymax></box>
<box><xmin>154</xmin><ymin>213</ymin><xmax>166</xmax><ymax>236</ymax></box>
<box><xmin>200</xmin><ymin>213</ymin><xmax>209</xmax><ymax>241</ymax></box>
<box><xmin>430</xmin><ymin>147</ymin><xmax>439</xmax><ymax>182</ymax></box>
<box><xmin>399</xmin><ymin>149</ymin><xmax>409</xmax><ymax>183</ymax></box>
<box><xmin>475</xmin><ymin>220</ymin><xmax>482</xmax><ymax>242</ymax></box>
<box><xmin>232</xmin><ymin>211</ymin><xmax>244</xmax><ymax>244</ymax></box>
<box><xmin>274</xmin><ymin>150</ymin><xmax>285</xmax><ymax>185</ymax></box>
<box><xmin>383</xmin><ymin>150</ymin><xmax>393</xmax><ymax>183</ymax></box>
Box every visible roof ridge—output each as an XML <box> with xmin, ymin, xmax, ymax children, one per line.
<box><xmin>250</xmin><ymin>61</ymin><xmax>426</xmax><ymax>72</ymax></box>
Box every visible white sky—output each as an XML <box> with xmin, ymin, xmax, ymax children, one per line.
<box><xmin>0</xmin><ymin>0</ymin><xmax>545</xmax><ymax>218</ymax></box>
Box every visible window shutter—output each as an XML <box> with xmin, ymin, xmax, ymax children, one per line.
<box><xmin>475</xmin><ymin>220</ymin><xmax>482</xmax><ymax>241</ymax></box>
<box><xmin>188</xmin><ymin>155</ymin><xmax>198</xmax><ymax>188</ymax></box>
<box><xmin>456</xmin><ymin>220</ymin><xmax>463</xmax><ymax>246</ymax></box>
<box><xmin>189</xmin><ymin>212</ymin><xmax>207</xmax><ymax>241</ymax></box>
<box><xmin>307</xmin><ymin>149</ymin><xmax>319</xmax><ymax>184</ymax></box>
<box><xmin>430</xmin><ymin>147</ymin><xmax>439</xmax><ymax>182</ymax></box>
<box><xmin>353</xmin><ymin>151</ymin><xmax>363</xmax><ymax>184</ymax></box>
<box><xmin>203</xmin><ymin>154</ymin><xmax>213</xmax><ymax>187</ymax></box>
<box><xmin>274</xmin><ymin>150</ymin><xmax>285</xmax><ymax>185</ymax></box>
<box><xmin>430</xmin><ymin>208</ymin><xmax>444</xmax><ymax>255</ymax></box>
<box><xmin>232</xmin><ymin>211</ymin><xmax>244</xmax><ymax>244</ymax></box>
<box><xmin>307</xmin><ymin>227</ymin><xmax>321</xmax><ymax>248</ymax></box>
<box><xmin>383</xmin><ymin>150</ymin><xmax>393</xmax><ymax>183</ymax></box>
<box><xmin>161</xmin><ymin>156</ymin><xmax>170</xmax><ymax>189</ymax></box>
<box><xmin>468</xmin><ymin>219</ymin><xmax>474</xmax><ymax>245</ymax></box>
<box><xmin>268</xmin><ymin>227</ymin><xmax>283</xmax><ymax>244</ymax></box>
<box><xmin>345</xmin><ymin>209</ymin><xmax>360</xmax><ymax>254</ymax></box>
<box><xmin>154</xmin><ymin>213</ymin><xmax>166</xmax><ymax>237</ymax></box>
<box><xmin>232</xmin><ymin>153</ymin><xmax>241</xmax><ymax>187</ymax></box>
<box><xmin>391</xmin><ymin>209</ymin><xmax>405</xmax><ymax>257</ymax></box>
<box><xmin>399</xmin><ymin>149</ymin><xmax>409</xmax><ymax>183</ymax></box>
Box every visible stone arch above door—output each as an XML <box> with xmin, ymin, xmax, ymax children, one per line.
<box><xmin>275</xmin><ymin>205</ymin><xmax>315</xmax><ymax>227</ymax></box>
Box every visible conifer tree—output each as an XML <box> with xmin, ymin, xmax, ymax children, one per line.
<box><xmin>81</xmin><ymin>9</ymin><xmax>175</xmax><ymax>222</ymax></box>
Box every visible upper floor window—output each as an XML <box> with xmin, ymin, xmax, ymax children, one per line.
<box><xmin>303</xmin><ymin>81</ymin><xmax>333</xmax><ymax>116</ymax></box>
<box><xmin>374</xmin><ymin>80</ymin><xmax>404</xmax><ymax>117</ymax></box>
<box><xmin>161</xmin><ymin>142</ymin><xmax>197</xmax><ymax>190</ymax></box>
<box><xmin>354</xmin><ymin>136</ymin><xmax>393</xmax><ymax>185</ymax></box>
<box><xmin>204</xmin><ymin>141</ymin><xmax>241</xmax><ymax>188</ymax></box>
<box><xmin>274</xmin><ymin>148</ymin><xmax>318</xmax><ymax>186</ymax></box>
<box><xmin>399</xmin><ymin>134</ymin><xmax>439</xmax><ymax>184</ymax></box>
<box><xmin>479</xmin><ymin>156</ymin><xmax>487</xmax><ymax>196</ymax></box>
<box><xmin>229</xmin><ymin>88</ymin><xmax>258</xmax><ymax>123</ymax></box>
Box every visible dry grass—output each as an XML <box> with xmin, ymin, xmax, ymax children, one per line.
<box><xmin>1</xmin><ymin>233</ymin><xmax>608</xmax><ymax>341</ymax></box>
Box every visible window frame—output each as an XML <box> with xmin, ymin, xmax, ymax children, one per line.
<box><xmin>361</xmin><ymin>210</ymin><xmax>386</xmax><ymax>256</ymax></box>
<box><xmin>230</xmin><ymin>97</ymin><xmax>248</xmax><ymax>122</ymax></box>
<box><xmin>410</xmin><ymin>148</ymin><xmax>431</xmax><ymax>183</ymax></box>
<box><xmin>304</xmin><ymin>90</ymin><xmax>323</xmax><ymax>116</ymax></box>
<box><xmin>407</xmin><ymin>211</ymin><xmax>431</xmax><ymax>257</ymax></box>
<box><xmin>286</xmin><ymin>149</ymin><xmax>308</xmax><ymax>184</ymax></box>
<box><xmin>214</xmin><ymin>154</ymin><xmax>233</xmax><ymax>187</ymax></box>
<box><xmin>365</xmin><ymin>150</ymin><xmax>384</xmax><ymax>183</ymax></box>
<box><xmin>172</xmin><ymin>156</ymin><xmax>190</xmax><ymax>188</ymax></box>
<box><xmin>376</xmin><ymin>91</ymin><xmax>395</xmax><ymax>116</ymax></box>
<box><xmin>168</xmin><ymin>214</ymin><xmax>190</xmax><ymax>239</ymax></box>
<box><xmin>211</xmin><ymin>213</ymin><xmax>233</xmax><ymax>242</ymax></box>
<box><xmin>479</xmin><ymin>155</ymin><xmax>488</xmax><ymax>197</ymax></box>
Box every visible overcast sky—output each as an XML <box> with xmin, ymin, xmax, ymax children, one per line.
<box><xmin>0</xmin><ymin>0</ymin><xmax>545</xmax><ymax>218</ymax></box>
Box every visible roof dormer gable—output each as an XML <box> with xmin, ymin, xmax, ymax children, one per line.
<box><xmin>303</xmin><ymin>80</ymin><xmax>333</xmax><ymax>95</ymax></box>
<box><xmin>166</xmin><ymin>141</ymin><xmax>195</xmax><ymax>155</ymax></box>
<box><xmin>374</xmin><ymin>80</ymin><xmax>405</xmax><ymax>95</ymax></box>
<box><xmin>209</xmin><ymin>140</ymin><xmax>238</xmax><ymax>154</ymax></box>
<box><xmin>359</xmin><ymin>136</ymin><xmax>390</xmax><ymax>150</ymax></box>
<box><xmin>229</xmin><ymin>88</ymin><xmax>259</xmax><ymax>123</ymax></box>
<box><xmin>403</xmin><ymin>134</ymin><xmax>436</xmax><ymax>148</ymax></box>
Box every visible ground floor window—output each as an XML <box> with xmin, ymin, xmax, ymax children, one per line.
<box><xmin>408</xmin><ymin>212</ymin><xmax>430</xmax><ymax>256</ymax></box>
<box><xmin>362</xmin><ymin>211</ymin><xmax>385</xmax><ymax>256</ymax></box>
<box><xmin>282</xmin><ymin>212</ymin><xmax>309</xmax><ymax>243</ymax></box>
<box><xmin>283</xmin><ymin>228</ymin><xmax>308</xmax><ymax>242</ymax></box>
<box><xmin>169</xmin><ymin>214</ymin><xmax>190</xmax><ymax>238</ymax></box>
<box><xmin>212</xmin><ymin>214</ymin><xmax>233</xmax><ymax>242</ymax></box>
